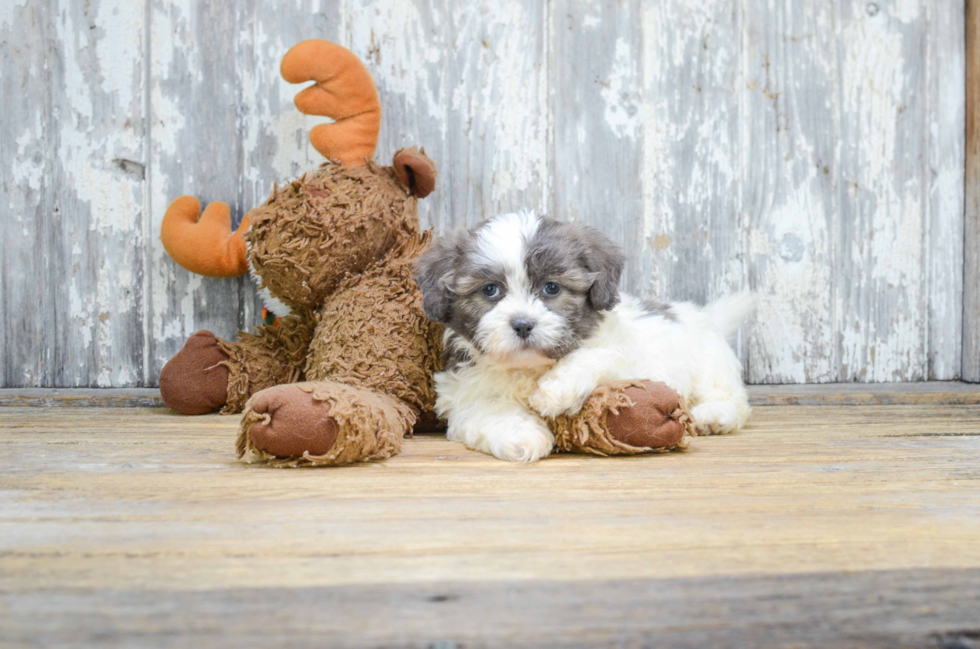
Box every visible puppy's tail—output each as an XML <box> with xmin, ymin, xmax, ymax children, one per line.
<box><xmin>703</xmin><ymin>291</ymin><xmax>758</xmax><ymax>341</ymax></box>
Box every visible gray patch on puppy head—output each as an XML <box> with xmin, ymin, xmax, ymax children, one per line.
<box><xmin>524</xmin><ymin>219</ymin><xmax>624</xmax><ymax>355</ymax></box>
<box><xmin>420</xmin><ymin>215</ymin><xmax>625</xmax><ymax>363</ymax></box>
<box><xmin>415</xmin><ymin>223</ymin><xmax>508</xmax><ymax>353</ymax></box>
<box><xmin>442</xmin><ymin>331</ymin><xmax>474</xmax><ymax>373</ymax></box>
<box><xmin>446</xmin><ymin>286</ymin><xmax>497</xmax><ymax>349</ymax></box>
<box><xmin>414</xmin><ymin>229</ymin><xmax>471</xmax><ymax>323</ymax></box>
<box><xmin>527</xmin><ymin>219</ymin><xmax>624</xmax><ymax>310</ymax></box>
<box><xmin>577</xmin><ymin>225</ymin><xmax>625</xmax><ymax>311</ymax></box>
<box><xmin>640</xmin><ymin>298</ymin><xmax>676</xmax><ymax>321</ymax></box>
<box><xmin>446</xmin><ymin>251</ymin><xmax>511</xmax><ymax>352</ymax></box>
<box><xmin>524</xmin><ymin>220</ymin><xmax>602</xmax><ymax>350</ymax></box>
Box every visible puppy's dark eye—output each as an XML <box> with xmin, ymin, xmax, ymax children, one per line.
<box><xmin>482</xmin><ymin>284</ymin><xmax>500</xmax><ymax>299</ymax></box>
<box><xmin>542</xmin><ymin>282</ymin><xmax>561</xmax><ymax>297</ymax></box>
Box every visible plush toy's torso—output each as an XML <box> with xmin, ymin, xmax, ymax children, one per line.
<box><xmin>212</xmin><ymin>157</ymin><xmax>442</xmax><ymax>424</ymax></box>
<box><xmin>305</xmin><ymin>233</ymin><xmax>443</xmax><ymax>413</ymax></box>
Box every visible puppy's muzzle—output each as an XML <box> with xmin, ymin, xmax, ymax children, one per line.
<box><xmin>511</xmin><ymin>317</ymin><xmax>535</xmax><ymax>340</ymax></box>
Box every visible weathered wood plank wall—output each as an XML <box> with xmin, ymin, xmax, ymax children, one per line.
<box><xmin>0</xmin><ymin>0</ymin><xmax>967</xmax><ymax>387</ymax></box>
<box><xmin>966</xmin><ymin>0</ymin><xmax>980</xmax><ymax>382</ymax></box>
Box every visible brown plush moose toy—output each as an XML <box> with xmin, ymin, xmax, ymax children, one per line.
<box><xmin>158</xmin><ymin>40</ymin><xmax>693</xmax><ymax>467</ymax></box>
<box><xmin>159</xmin><ymin>40</ymin><xmax>442</xmax><ymax>466</ymax></box>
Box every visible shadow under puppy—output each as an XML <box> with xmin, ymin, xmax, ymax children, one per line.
<box><xmin>414</xmin><ymin>210</ymin><xmax>755</xmax><ymax>462</ymax></box>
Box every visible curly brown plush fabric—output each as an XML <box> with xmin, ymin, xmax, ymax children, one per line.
<box><xmin>237</xmin><ymin>381</ymin><xmax>414</xmax><ymax>468</ymax></box>
<box><xmin>167</xmin><ymin>154</ymin><xmax>442</xmax><ymax>420</ymax></box>
<box><xmin>305</xmin><ymin>233</ymin><xmax>443</xmax><ymax>414</ymax></box>
<box><xmin>158</xmin><ymin>41</ymin><xmax>443</xmax><ymax>468</ymax></box>
<box><xmin>551</xmin><ymin>380</ymin><xmax>693</xmax><ymax>456</ymax></box>
<box><xmin>245</xmin><ymin>161</ymin><xmax>420</xmax><ymax>311</ymax></box>
<box><xmin>218</xmin><ymin>309</ymin><xmax>318</xmax><ymax>413</ymax></box>
<box><xmin>161</xmin><ymin>149</ymin><xmax>441</xmax><ymax>468</ymax></box>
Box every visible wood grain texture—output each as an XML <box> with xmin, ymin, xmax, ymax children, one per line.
<box><xmin>350</xmin><ymin>0</ymin><xmax>550</xmax><ymax>233</ymax></box>
<box><xmin>5</xmin><ymin>381</ymin><xmax>980</xmax><ymax>408</ymax></box>
<box><xmin>3</xmin><ymin>570</ymin><xmax>979</xmax><ymax>647</ymax></box>
<box><xmin>1</xmin><ymin>404</ymin><xmax>979</xmax><ymax>644</ymax></box>
<box><xmin>553</xmin><ymin>0</ymin><xmax>645</xmax><ymax>294</ymax></box>
<box><xmin>0</xmin><ymin>388</ymin><xmax>165</xmax><ymax>408</ymax></box>
<box><xmin>929</xmin><ymin>0</ymin><xmax>966</xmax><ymax>380</ymax></box>
<box><xmin>145</xmin><ymin>1</ymin><xmax>252</xmax><ymax>384</ymax></box>
<box><xmin>838</xmin><ymin>0</ymin><xmax>929</xmax><ymax>382</ymax></box>
<box><xmin>0</xmin><ymin>1</ymin><xmax>969</xmax><ymax>386</ymax></box>
<box><xmin>641</xmin><ymin>1</ymin><xmax>743</xmax><ymax>314</ymax></box>
<box><xmin>2</xmin><ymin>1</ymin><xmax>147</xmax><ymax>387</ymax></box>
<box><xmin>0</xmin><ymin>1</ymin><xmax>53</xmax><ymax>387</ymax></box>
<box><xmin>967</xmin><ymin>0</ymin><xmax>980</xmax><ymax>382</ymax></box>
<box><xmin>746</xmin><ymin>380</ymin><xmax>980</xmax><ymax>406</ymax></box>
<box><xmin>742</xmin><ymin>0</ymin><xmax>839</xmax><ymax>383</ymax></box>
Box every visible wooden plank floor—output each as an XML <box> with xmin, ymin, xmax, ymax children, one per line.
<box><xmin>2</xmin><ymin>402</ymin><xmax>979</xmax><ymax>647</ymax></box>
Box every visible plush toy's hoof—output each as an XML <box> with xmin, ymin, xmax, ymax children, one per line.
<box><xmin>604</xmin><ymin>381</ymin><xmax>689</xmax><ymax>449</ymax></box>
<box><xmin>243</xmin><ymin>384</ymin><xmax>339</xmax><ymax>457</ymax></box>
<box><xmin>551</xmin><ymin>379</ymin><xmax>692</xmax><ymax>456</ymax></box>
<box><xmin>238</xmin><ymin>382</ymin><xmax>413</xmax><ymax>467</ymax></box>
<box><xmin>159</xmin><ymin>330</ymin><xmax>230</xmax><ymax>415</ymax></box>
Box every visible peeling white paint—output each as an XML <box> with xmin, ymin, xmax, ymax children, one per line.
<box><xmin>1</xmin><ymin>0</ymin><xmax>967</xmax><ymax>387</ymax></box>
<box><xmin>889</xmin><ymin>0</ymin><xmax>920</xmax><ymax>24</ymax></box>
<box><xmin>837</xmin><ymin>3</ymin><xmax>927</xmax><ymax>381</ymax></box>
<box><xmin>11</xmin><ymin>116</ymin><xmax>44</xmax><ymax>193</ymax></box>
<box><xmin>601</xmin><ymin>38</ymin><xmax>641</xmax><ymax>140</ymax></box>
<box><xmin>0</xmin><ymin>0</ymin><xmax>30</xmax><ymax>29</ymax></box>
<box><xmin>351</xmin><ymin>1</ymin><xmax>445</xmax><ymax>122</ymax></box>
<box><xmin>69</xmin><ymin>277</ymin><xmax>93</xmax><ymax>350</ymax></box>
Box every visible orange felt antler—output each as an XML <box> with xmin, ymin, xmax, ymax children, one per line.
<box><xmin>281</xmin><ymin>40</ymin><xmax>381</xmax><ymax>167</ymax></box>
<box><xmin>160</xmin><ymin>196</ymin><xmax>251</xmax><ymax>278</ymax></box>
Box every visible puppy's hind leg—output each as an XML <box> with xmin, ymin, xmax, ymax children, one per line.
<box><xmin>689</xmin><ymin>380</ymin><xmax>752</xmax><ymax>436</ymax></box>
<box><xmin>690</xmin><ymin>400</ymin><xmax>741</xmax><ymax>435</ymax></box>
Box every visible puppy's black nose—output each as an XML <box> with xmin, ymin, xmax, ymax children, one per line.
<box><xmin>511</xmin><ymin>318</ymin><xmax>535</xmax><ymax>340</ymax></box>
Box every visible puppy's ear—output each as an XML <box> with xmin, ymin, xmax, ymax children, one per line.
<box><xmin>581</xmin><ymin>226</ymin><xmax>625</xmax><ymax>311</ymax></box>
<box><xmin>414</xmin><ymin>231</ymin><xmax>465</xmax><ymax>322</ymax></box>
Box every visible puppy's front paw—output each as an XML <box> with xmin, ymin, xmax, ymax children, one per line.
<box><xmin>491</xmin><ymin>425</ymin><xmax>555</xmax><ymax>463</ymax></box>
<box><xmin>529</xmin><ymin>375</ymin><xmax>590</xmax><ymax>418</ymax></box>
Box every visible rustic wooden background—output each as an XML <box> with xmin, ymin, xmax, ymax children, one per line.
<box><xmin>0</xmin><ymin>1</ymin><xmax>967</xmax><ymax>387</ymax></box>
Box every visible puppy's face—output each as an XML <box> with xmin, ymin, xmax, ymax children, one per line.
<box><xmin>415</xmin><ymin>211</ymin><xmax>625</xmax><ymax>368</ymax></box>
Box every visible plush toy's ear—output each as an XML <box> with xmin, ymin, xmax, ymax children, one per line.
<box><xmin>581</xmin><ymin>226</ymin><xmax>625</xmax><ymax>311</ymax></box>
<box><xmin>281</xmin><ymin>40</ymin><xmax>381</xmax><ymax>167</ymax></box>
<box><xmin>393</xmin><ymin>147</ymin><xmax>437</xmax><ymax>198</ymax></box>
<box><xmin>414</xmin><ymin>230</ymin><xmax>465</xmax><ymax>322</ymax></box>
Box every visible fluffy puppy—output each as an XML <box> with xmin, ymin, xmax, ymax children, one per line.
<box><xmin>414</xmin><ymin>210</ymin><xmax>756</xmax><ymax>462</ymax></box>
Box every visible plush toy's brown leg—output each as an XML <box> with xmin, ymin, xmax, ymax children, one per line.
<box><xmin>236</xmin><ymin>381</ymin><xmax>416</xmax><ymax>467</ymax></box>
<box><xmin>159</xmin><ymin>330</ymin><xmax>231</xmax><ymax>415</ymax></box>
<box><xmin>551</xmin><ymin>380</ymin><xmax>693</xmax><ymax>456</ymax></box>
<box><xmin>159</xmin><ymin>311</ymin><xmax>316</xmax><ymax>415</ymax></box>
<box><xmin>218</xmin><ymin>311</ymin><xmax>317</xmax><ymax>413</ymax></box>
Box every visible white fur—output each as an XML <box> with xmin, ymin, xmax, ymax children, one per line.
<box><xmin>435</xmin><ymin>337</ymin><xmax>556</xmax><ymax>463</ymax></box>
<box><xmin>473</xmin><ymin>209</ymin><xmax>540</xmax><ymax>288</ymax></box>
<box><xmin>470</xmin><ymin>211</ymin><xmax>568</xmax><ymax>367</ymax></box>
<box><xmin>434</xmin><ymin>215</ymin><xmax>756</xmax><ymax>463</ymax></box>
<box><xmin>704</xmin><ymin>291</ymin><xmax>758</xmax><ymax>341</ymax></box>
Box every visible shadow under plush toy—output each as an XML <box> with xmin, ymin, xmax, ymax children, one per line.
<box><xmin>158</xmin><ymin>39</ymin><xmax>694</xmax><ymax>466</ymax></box>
